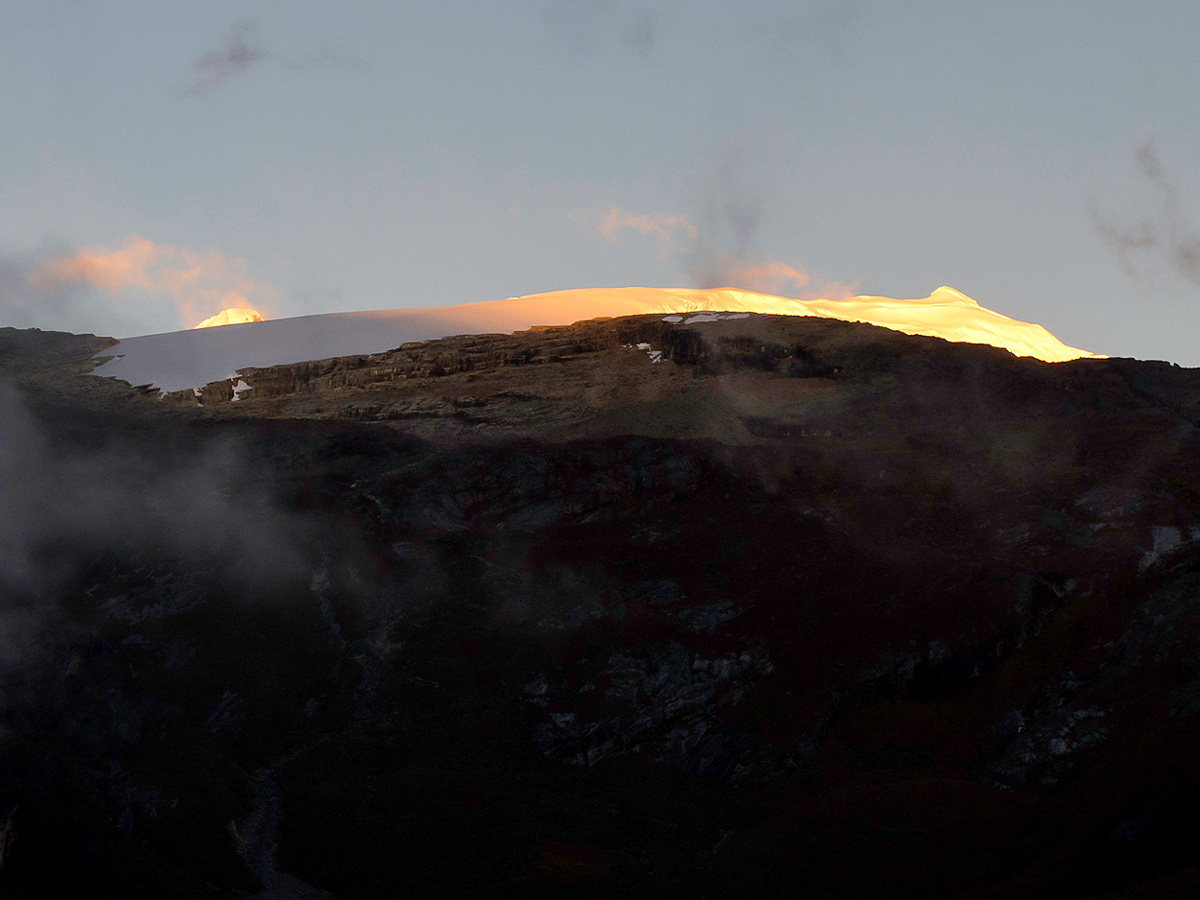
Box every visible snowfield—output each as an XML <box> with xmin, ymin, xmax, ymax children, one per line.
<box><xmin>89</xmin><ymin>286</ymin><xmax>1099</xmax><ymax>393</ymax></box>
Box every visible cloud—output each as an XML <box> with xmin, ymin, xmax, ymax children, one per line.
<box><xmin>720</xmin><ymin>260</ymin><xmax>809</xmax><ymax>295</ymax></box>
<box><xmin>0</xmin><ymin>243</ymin><xmax>98</xmax><ymax>333</ymax></box>
<box><xmin>802</xmin><ymin>279</ymin><xmax>858</xmax><ymax>301</ymax></box>
<box><xmin>536</xmin><ymin>1</ymin><xmax>660</xmax><ymax>55</ymax></box>
<box><xmin>584</xmin><ymin>204</ymin><xmax>827</xmax><ymax>298</ymax></box>
<box><xmin>682</xmin><ymin>135</ymin><xmax>777</xmax><ymax>290</ymax></box>
<box><xmin>1092</xmin><ymin>138</ymin><xmax>1200</xmax><ymax>293</ymax></box>
<box><xmin>183</xmin><ymin>23</ymin><xmax>366</xmax><ymax>97</ymax></box>
<box><xmin>184</xmin><ymin>25</ymin><xmax>267</xmax><ymax>97</ymax></box>
<box><xmin>586</xmin><ymin>139</ymin><xmax>852</xmax><ymax>300</ymax></box>
<box><xmin>686</xmin><ymin>250</ymin><xmax>819</xmax><ymax>296</ymax></box>
<box><xmin>29</xmin><ymin>235</ymin><xmax>160</xmax><ymax>293</ymax></box>
<box><xmin>25</xmin><ymin>235</ymin><xmax>280</xmax><ymax>330</ymax></box>
<box><xmin>597</xmin><ymin>206</ymin><xmax>698</xmax><ymax>256</ymax></box>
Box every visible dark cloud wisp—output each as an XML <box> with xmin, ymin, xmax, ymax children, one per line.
<box><xmin>1092</xmin><ymin>138</ymin><xmax>1200</xmax><ymax>294</ymax></box>
<box><xmin>183</xmin><ymin>24</ymin><xmax>367</xmax><ymax>97</ymax></box>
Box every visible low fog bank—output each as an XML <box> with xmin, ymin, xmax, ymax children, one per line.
<box><xmin>0</xmin><ymin>377</ymin><xmax>309</xmax><ymax>671</ymax></box>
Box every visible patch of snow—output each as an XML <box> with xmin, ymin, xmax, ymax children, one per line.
<box><xmin>679</xmin><ymin>311</ymin><xmax>750</xmax><ymax>324</ymax></box>
<box><xmin>662</xmin><ymin>315</ymin><xmax>683</xmax><ymax>323</ymax></box>
<box><xmin>622</xmin><ymin>342</ymin><xmax>663</xmax><ymax>364</ymax></box>
<box><xmin>684</xmin><ymin>311</ymin><xmax>753</xmax><ymax>324</ymax></box>
<box><xmin>231</xmin><ymin>378</ymin><xmax>253</xmax><ymax>402</ymax></box>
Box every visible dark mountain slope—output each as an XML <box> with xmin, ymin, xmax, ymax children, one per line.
<box><xmin>2</xmin><ymin>317</ymin><xmax>1200</xmax><ymax>898</ymax></box>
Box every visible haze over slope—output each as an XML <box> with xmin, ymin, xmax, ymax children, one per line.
<box><xmin>90</xmin><ymin>287</ymin><xmax>1098</xmax><ymax>393</ymax></box>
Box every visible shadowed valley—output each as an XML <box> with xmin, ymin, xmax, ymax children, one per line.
<box><xmin>2</xmin><ymin>315</ymin><xmax>1200</xmax><ymax>898</ymax></box>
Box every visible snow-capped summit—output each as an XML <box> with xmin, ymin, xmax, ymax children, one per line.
<box><xmin>90</xmin><ymin>286</ymin><xmax>1098</xmax><ymax>393</ymax></box>
<box><xmin>193</xmin><ymin>307</ymin><xmax>265</xmax><ymax>329</ymax></box>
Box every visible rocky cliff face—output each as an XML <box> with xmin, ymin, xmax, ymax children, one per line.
<box><xmin>4</xmin><ymin>319</ymin><xmax>1200</xmax><ymax>898</ymax></box>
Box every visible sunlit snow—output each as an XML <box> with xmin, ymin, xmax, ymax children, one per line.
<box><xmin>194</xmin><ymin>307</ymin><xmax>264</xmax><ymax>329</ymax></box>
<box><xmin>90</xmin><ymin>286</ymin><xmax>1099</xmax><ymax>393</ymax></box>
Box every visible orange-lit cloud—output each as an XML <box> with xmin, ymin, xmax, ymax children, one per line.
<box><xmin>597</xmin><ymin>206</ymin><xmax>698</xmax><ymax>255</ymax></box>
<box><xmin>31</xmin><ymin>235</ymin><xmax>160</xmax><ymax>293</ymax></box>
<box><xmin>28</xmin><ymin>235</ymin><xmax>279</xmax><ymax>328</ymax></box>
<box><xmin>802</xmin><ymin>280</ymin><xmax>859</xmax><ymax>302</ymax></box>
<box><xmin>720</xmin><ymin>259</ymin><xmax>809</xmax><ymax>294</ymax></box>
<box><xmin>588</xmin><ymin>204</ymin><xmax>852</xmax><ymax>301</ymax></box>
<box><xmin>689</xmin><ymin>248</ymin><xmax>819</xmax><ymax>298</ymax></box>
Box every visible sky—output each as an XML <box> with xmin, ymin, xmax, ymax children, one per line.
<box><xmin>2</xmin><ymin>1</ymin><xmax>1200</xmax><ymax>364</ymax></box>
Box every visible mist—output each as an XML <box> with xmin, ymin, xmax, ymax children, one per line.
<box><xmin>0</xmin><ymin>378</ymin><xmax>307</xmax><ymax>670</ymax></box>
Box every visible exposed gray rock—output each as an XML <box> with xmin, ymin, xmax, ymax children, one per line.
<box><xmin>532</xmin><ymin>641</ymin><xmax>772</xmax><ymax>776</ymax></box>
<box><xmin>100</xmin><ymin>568</ymin><xmax>209</xmax><ymax>624</ymax></box>
<box><xmin>523</xmin><ymin>673</ymin><xmax>564</xmax><ymax>706</ymax></box>
<box><xmin>984</xmin><ymin>677</ymin><xmax>1108</xmax><ymax>788</ymax></box>
<box><xmin>205</xmin><ymin>690</ymin><xmax>244</xmax><ymax>737</ymax></box>
<box><xmin>677</xmin><ymin>601</ymin><xmax>740</xmax><ymax>634</ymax></box>
<box><xmin>1140</xmin><ymin>524</ymin><xmax>1184</xmax><ymax>571</ymax></box>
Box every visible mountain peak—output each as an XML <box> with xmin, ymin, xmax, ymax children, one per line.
<box><xmin>929</xmin><ymin>285</ymin><xmax>979</xmax><ymax>305</ymax></box>
<box><xmin>193</xmin><ymin>307</ymin><xmax>264</xmax><ymax>329</ymax></box>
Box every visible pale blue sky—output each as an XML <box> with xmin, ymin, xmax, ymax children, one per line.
<box><xmin>2</xmin><ymin>1</ymin><xmax>1200</xmax><ymax>364</ymax></box>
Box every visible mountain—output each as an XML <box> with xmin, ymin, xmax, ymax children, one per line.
<box><xmin>1</xmin><ymin>309</ymin><xmax>1198</xmax><ymax>899</ymax></box>
<box><xmin>88</xmin><ymin>286</ymin><xmax>1096</xmax><ymax>394</ymax></box>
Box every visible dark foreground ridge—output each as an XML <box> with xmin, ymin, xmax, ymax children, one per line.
<box><xmin>3</xmin><ymin>316</ymin><xmax>1200</xmax><ymax>898</ymax></box>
